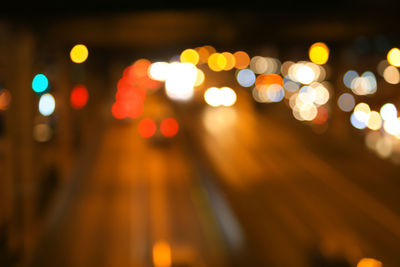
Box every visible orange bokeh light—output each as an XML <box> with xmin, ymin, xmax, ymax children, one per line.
<box><xmin>255</xmin><ymin>74</ymin><xmax>283</xmax><ymax>90</ymax></box>
<box><xmin>233</xmin><ymin>51</ymin><xmax>250</xmax><ymax>69</ymax></box>
<box><xmin>222</xmin><ymin>52</ymin><xmax>236</xmax><ymax>71</ymax></box>
<box><xmin>196</xmin><ymin>46</ymin><xmax>210</xmax><ymax>64</ymax></box>
<box><xmin>132</xmin><ymin>59</ymin><xmax>152</xmax><ymax>79</ymax></box>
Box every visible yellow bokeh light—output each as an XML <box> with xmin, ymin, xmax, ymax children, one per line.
<box><xmin>180</xmin><ymin>48</ymin><xmax>199</xmax><ymax>65</ymax></box>
<box><xmin>222</xmin><ymin>52</ymin><xmax>236</xmax><ymax>70</ymax></box>
<box><xmin>354</xmin><ymin>102</ymin><xmax>370</xmax><ymax>114</ymax></box>
<box><xmin>383</xmin><ymin>117</ymin><xmax>400</xmax><ymax>136</ymax></box>
<box><xmin>208</xmin><ymin>53</ymin><xmax>227</xmax><ymax>72</ymax></box>
<box><xmin>367</xmin><ymin>111</ymin><xmax>382</xmax><ymax>130</ymax></box>
<box><xmin>309</xmin><ymin>42</ymin><xmax>329</xmax><ymax>65</ymax></box>
<box><xmin>383</xmin><ymin>65</ymin><xmax>400</xmax><ymax>84</ymax></box>
<box><xmin>299</xmin><ymin>103</ymin><xmax>318</xmax><ymax>121</ymax></box>
<box><xmin>354</xmin><ymin>102</ymin><xmax>371</xmax><ymax>122</ymax></box>
<box><xmin>194</xmin><ymin>68</ymin><xmax>205</xmax><ymax>86</ymax></box>
<box><xmin>70</xmin><ymin>44</ymin><xmax>89</xmax><ymax>63</ymax></box>
<box><xmin>153</xmin><ymin>241</ymin><xmax>171</xmax><ymax>267</ymax></box>
<box><xmin>387</xmin><ymin>47</ymin><xmax>400</xmax><ymax>67</ymax></box>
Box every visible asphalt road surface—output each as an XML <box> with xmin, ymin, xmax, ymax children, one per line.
<box><xmin>29</xmin><ymin>90</ymin><xmax>400</xmax><ymax>267</ymax></box>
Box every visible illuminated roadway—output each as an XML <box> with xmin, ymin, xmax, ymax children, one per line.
<box><xmin>181</xmin><ymin>89</ymin><xmax>400</xmax><ymax>267</ymax></box>
<box><xmin>29</xmin><ymin>89</ymin><xmax>400</xmax><ymax>267</ymax></box>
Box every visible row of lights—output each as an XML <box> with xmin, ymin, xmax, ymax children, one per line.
<box><xmin>339</xmin><ymin>47</ymin><xmax>400</xmax><ymax>161</ymax></box>
<box><xmin>145</xmin><ymin>43</ymin><xmax>331</xmax><ymax>129</ymax></box>
<box><xmin>233</xmin><ymin>43</ymin><xmax>331</xmax><ymax>124</ymax></box>
<box><xmin>32</xmin><ymin>42</ymin><xmax>400</xmax><ymax>153</ymax></box>
<box><xmin>122</xmin><ymin>42</ymin><xmax>400</xmax><ymax>155</ymax></box>
<box><xmin>180</xmin><ymin>46</ymin><xmax>250</xmax><ymax>71</ymax></box>
<box><xmin>30</xmin><ymin>44</ymin><xmax>89</xmax><ymax>143</ymax></box>
<box><xmin>111</xmin><ymin>59</ymin><xmax>161</xmax><ymax>119</ymax></box>
<box><xmin>111</xmin><ymin>58</ymin><xmax>183</xmax><ymax>138</ymax></box>
<box><xmin>138</xmin><ymin>117</ymin><xmax>179</xmax><ymax>138</ymax></box>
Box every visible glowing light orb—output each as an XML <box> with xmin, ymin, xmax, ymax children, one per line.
<box><xmin>33</xmin><ymin>123</ymin><xmax>53</xmax><ymax>142</ymax></box>
<box><xmin>70</xmin><ymin>84</ymin><xmax>89</xmax><ymax>109</ymax></box>
<box><xmin>194</xmin><ymin>68</ymin><xmax>205</xmax><ymax>86</ymax></box>
<box><xmin>255</xmin><ymin>74</ymin><xmax>283</xmax><ymax>91</ymax></box>
<box><xmin>180</xmin><ymin>49</ymin><xmax>199</xmax><ymax>65</ymax></box>
<box><xmin>32</xmin><ymin>74</ymin><xmax>49</xmax><ymax>93</ymax></box>
<box><xmin>384</xmin><ymin>118</ymin><xmax>400</xmax><ymax>136</ymax></box>
<box><xmin>383</xmin><ymin>65</ymin><xmax>400</xmax><ymax>84</ymax></box>
<box><xmin>160</xmin><ymin>118</ymin><xmax>179</xmax><ymax>137</ymax></box>
<box><xmin>337</xmin><ymin>93</ymin><xmax>355</xmax><ymax>112</ymax></box>
<box><xmin>221</xmin><ymin>52</ymin><xmax>236</xmax><ymax>70</ymax></box>
<box><xmin>366</xmin><ymin>111</ymin><xmax>382</xmax><ymax>130</ymax></box>
<box><xmin>313</xmin><ymin>106</ymin><xmax>329</xmax><ymax>124</ymax></box>
<box><xmin>138</xmin><ymin>118</ymin><xmax>157</xmax><ymax>138</ymax></box>
<box><xmin>309</xmin><ymin>42</ymin><xmax>329</xmax><ymax>65</ymax></box>
<box><xmin>387</xmin><ymin>47</ymin><xmax>400</xmax><ymax>67</ymax></box>
<box><xmin>233</xmin><ymin>51</ymin><xmax>250</xmax><ymax>69</ymax></box>
<box><xmin>38</xmin><ymin>93</ymin><xmax>55</xmax><ymax>116</ymax></box>
<box><xmin>236</xmin><ymin>69</ymin><xmax>256</xmax><ymax>87</ymax></box>
<box><xmin>298</xmin><ymin>103</ymin><xmax>318</xmax><ymax>121</ymax></box>
<box><xmin>356</xmin><ymin>257</ymin><xmax>382</xmax><ymax>267</ymax></box>
<box><xmin>204</xmin><ymin>87</ymin><xmax>220</xmax><ymax>107</ymax></box>
<box><xmin>220</xmin><ymin>87</ymin><xmax>237</xmax><ymax>107</ymax></box>
<box><xmin>296</xmin><ymin>65</ymin><xmax>315</xmax><ymax>84</ymax></box>
<box><xmin>70</xmin><ymin>44</ymin><xmax>88</xmax><ymax>63</ymax></box>
<box><xmin>283</xmin><ymin>77</ymin><xmax>300</xmax><ymax>92</ymax></box>
<box><xmin>204</xmin><ymin>87</ymin><xmax>237</xmax><ymax>107</ymax></box>
<box><xmin>380</xmin><ymin>103</ymin><xmax>397</xmax><ymax>121</ymax></box>
<box><xmin>343</xmin><ymin>70</ymin><xmax>358</xmax><ymax>89</ymax></box>
<box><xmin>350</xmin><ymin>113</ymin><xmax>367</xmax><ymax>129</ymax></box>
<box><xmin>208</xmin><ymin>53</ymin><xmax>227</xmax><ymax>71</ymax></box>
<box><xmin>351</xmin><ymin>72</ymin><xmax>377</xmax><ymax>95</ymax></box>
<box><xmin>165</xmin><ymin>62</ymin><xmax>197</xmax><ymax>101</ymax></box>
<box><xmin>153</xmin><ymin>241</ymin><xmax>171</xmax><ymax>267</ymax></box>
<box><xmin>149</xmin><ymin>62</ymin><xmax>169</xmax><ymax>81</ymax></box>
<box><xmin>266</xmin><ymin>84</ymin><xmax>285</xmax><ymax>102</ymax></box>
<box><xmin>0</xmin><ymin>89</ymin><xmax>11</xmax><ymax>110</ymax></box>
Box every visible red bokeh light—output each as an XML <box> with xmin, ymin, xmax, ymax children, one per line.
<box><xmin>70</xmin><ymin>84</ymin><xmax>89</xmax><ymax>109</ymax></box>
<box><xmin>121</xmin><ymin>60</ymin><xmax>162</xmax><ymax>90</ymax></box>
<box><xmin>111</xmin><ymin>101</ymin><xmax>127</xmax><ymax>119</ymax></box>
<box><xmin>111</xmin><ymin>100</ymin><xmax>144</xmax><ymax>119</ymax></box>
<box><xmin>132</xmin><ymin>59</ymin><xmax>151</xmax><ymax>79</ymax></box>
<box><xmin>112</xmin><ymin>58</ymin><xmax>163</xmax><ymax>120</ymax></box>
<box><xmin>313</xmin><ymin>106</ymin><xmax>329</xmax><ymax>124</ymax></box>
<box><xmin>138</xmin><ymin>118</ymin><xmax>156</xmax><ymax>138</ymax></box>
<box><xmin>126</xmin><ymin>101</ymin><xmax>144</xmax><ymax>119</ymax></box>
<box><xmin>116</xmin><ymin>83</ymin><xmax>145</xmax><ymax>103</ymax></box>
<box><xmin>160</xmin><ymin>118</ymin><xmax>179</xmax><ymax>138</ymax></box>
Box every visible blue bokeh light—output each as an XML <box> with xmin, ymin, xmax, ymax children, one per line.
<box><xmin>32</xmin><ymin>74</ymin><xmax>49</xmax><ymax>93</ymax></box>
